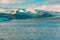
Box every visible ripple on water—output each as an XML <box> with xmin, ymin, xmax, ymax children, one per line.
<box><xmin>0</xmin><ymin>19</ymin><xmax>60</xmax><ymax>40</ymax></box>
<box><xmin>0</xmin><ymin>17</ymin><xmax>10</xmax><ymax>22</ymax></box>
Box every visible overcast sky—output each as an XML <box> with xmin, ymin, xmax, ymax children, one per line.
<box><xmin>0</xmin><ymin>0</ymin><xmax>60</xmax><ymax>8</ymax></box>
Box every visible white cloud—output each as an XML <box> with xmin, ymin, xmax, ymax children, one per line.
<box><xmin>35</xmin><ymin>5</ymin><xmax>60</xmax><ymax>12</ymax></box>
<box><xmin>0</xmin><ymin>0</ymin><xmax>25</xmax><ymax>4</ymax></box>
<box><xmin>49</xmin><ymin>0</ymin><xmax>60</xmax><ymax>2</ymax></box>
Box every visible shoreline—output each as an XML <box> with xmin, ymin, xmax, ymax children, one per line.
<box><xmin>12</xmin><ymin>17</ymin><xmax>60</xmax><ymax>20</ymax></box>
<box><xmin>29</xmin><ymin>17</ymin><xmax>60</xmax><ymax>20</ymax></box>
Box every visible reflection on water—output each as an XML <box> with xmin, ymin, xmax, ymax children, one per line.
<box><xmin>0</xmin><ymin>17</ymin><xmax>10</xmax><ymax>22</ymax></box>
<box><xmin>0</xmin><ymin>18</ymin><xmax>60</xmax><ymax>40</ymax></box>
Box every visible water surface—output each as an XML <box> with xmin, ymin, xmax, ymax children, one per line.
<box><xmin>0</xmin><ymin>19</ymin><xmax>60</xmax><ymax>40</ymax></box>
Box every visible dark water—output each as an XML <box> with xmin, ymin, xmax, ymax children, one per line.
<box><xmin>0</xmin><ymin>18</ymin><xmax>60</xmax><ymax>40</ymax></box>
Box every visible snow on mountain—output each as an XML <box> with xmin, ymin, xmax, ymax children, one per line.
<box><xmin>0</xmin><ymin>8</ymin><xmax>60</xmax><ymax>19</ymax></box>
<box><xmin>0</xmin><ymin>7</ymin><xmax>60</xmax><ymax>14</ymax></box>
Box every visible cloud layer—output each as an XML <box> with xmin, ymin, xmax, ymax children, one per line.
<box><xmin>35</xmin><ymin>5</ymin><xmax>60</xmax><ymax>12</ymax></box>
<box><xmin>0</xmin><ymin>0</ymin><xmax>25</xmax><ymax>4</ymax></box>
<box><xmin>49</xmin><ymin>0</ymin><xmax>60</xmax><ymax>2</ymax></box>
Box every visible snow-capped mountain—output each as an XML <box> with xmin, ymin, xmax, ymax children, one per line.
<box><xmin>0</xmin><ymin>8</ymin><xmax>60</xmax><ymax>19</ymax></box>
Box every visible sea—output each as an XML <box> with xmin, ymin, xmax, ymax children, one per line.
<box><xmin>0</xmin><ymin>18</ymin><xmax>60</xmax><ymax>40</ymax></box>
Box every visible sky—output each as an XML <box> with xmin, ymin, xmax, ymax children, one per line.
<box><xmin>0</xmin><ymin>0</ymin><xmax>60</xmax><ymax>8</ymax></box>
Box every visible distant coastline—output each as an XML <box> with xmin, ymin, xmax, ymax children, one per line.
<box><xmin>24</xmin><ymin>17</ymin><xmax>60</xmax><ymax>20</ymax></box>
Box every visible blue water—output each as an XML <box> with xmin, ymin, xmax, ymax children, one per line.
<box><xmin>0</xmin><ymin>19</ymin><xmax>60</xmax><ymax>40</ymax></box>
